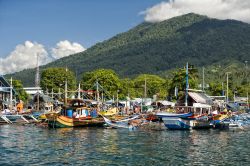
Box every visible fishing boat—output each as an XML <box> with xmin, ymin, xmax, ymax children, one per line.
<box><xmin>190</xmin><ymin>114</ymin><xmax>212</xmax><ymax>129</ymax></box>
<box><xmin>102</xmin><ymin>115</ymin><xmax>140</xmax><ymax>129</ymax></box>
<box><xmin>211</xmin><ymin>113</ymin><xmax>229</xmax><ymax>129</ymax></box>
<box><xmin>156</xmin><ymin>112</ymin><xmax>193</xmax><ymax>130</ymax></box>
<box><xmin>45</xmin><ymin>99</ymin><xmax>104</xmax><ymax>128</ymax></box>
<box><xmin>156</xmin><ymin>112</ymin><xmax>193</xmax><ymax>118</ymax></box>
<box><xmin>99</xmin><ymin>107</ymin><xmax>118</xmax><ymax>116</ymax></box>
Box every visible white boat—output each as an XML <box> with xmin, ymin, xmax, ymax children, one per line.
<box><xmin>156</xmin><ymin>112</ymin><xmax>193</xmax><ymax>118</ymax></box>
<box><xmin>103</xmin><ymin>115</ymin><xmax>140</xmax><ymax>129</ymax></box>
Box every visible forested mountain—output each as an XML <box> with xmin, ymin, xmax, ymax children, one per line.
<box><xmin>7</xmin><ymin>13</ymin><xmax>250</xmax><ymax>86</ymax></box>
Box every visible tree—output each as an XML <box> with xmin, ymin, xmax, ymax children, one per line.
<box><xmin>207</xmin><ymin>81</ymin><xmax>223</xmax><ymax>96</ymax></box>
<box><xmin>133</xmin><ymin>74</ymin><xmax>167</xmax><ymax>99</ymax></box>
<box><xmin>168</xmin><ymin>65</ymin><xmax>199</xmax><ymax>99</ymax></box>
<box><xmin>119</xmin><ymin>78</ymin><xmax>136</xmax><ymax>99</ymax></box>
<box><xmin>81</xmin><ymin>69</ymin><xmax>121</xmax><ymax>99</ymax></box>
<box><xmin>11</xmin><ymin>79</ymin><xmax>29</xmax><ymax>102</ymax></box>
<box><xmin>40</xmin><ymin>68</ymin><xmax>76</xmax><ymax>94</ymax></box>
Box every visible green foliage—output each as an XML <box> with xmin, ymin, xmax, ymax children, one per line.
<box><xmin>200</xmin><ymin>62</ymin><xmax>250</xmax><ymax>99</ymax></box>
<box><xmin>168</xmin><ymin>66</ymin><xmax>199</xmax><ymax>99</ymax></box>
<box><xmin>11</xmin><ymin>79</ymin><xmax>29</xmax><ymax>102</ymax></box>
<box><xmin>119</xmin><ymin>78</ymin><xmax>136</xmax><ymax>99</ymax></box>
<box><xmin>40</xmin><ymin>68</ymin><xmax>76</xmax><ymax>93</ymax></box>
<box><xmin>208</xmin><ymin>82</ymin><xmax>223</xmax><ymax>96</ymax></box>
<box><xmin>133</xmin><ymin>74</ymin><xmax>167</xmax><ymax>99</ymax></box>
<box><xmin>81</xmin><ymin>69</ymin><xmax>121</xmax><ymax>98</ymax></box>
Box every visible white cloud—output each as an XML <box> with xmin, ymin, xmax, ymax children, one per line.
<box><xmin>0</xmin><ymin>40</ymin><xmax>86</xmax><ymax>74</ymax></box>
<box><xmin>51</xmin><ymin>40</ymin><xmax>85</xmax><ymax>59</ymax></box>
<box><xmin>0</xmin><ymin>41</ymin><xmax>52</xmax><ymax>74</ymax></box>
<box><xmin>142</xmin><ymin>0</ymin><xmax>250</xmax><ymax>23</ymax></box>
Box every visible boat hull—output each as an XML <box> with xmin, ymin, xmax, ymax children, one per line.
<box><xmin>162</xmin><ymin>117</ymin><xmax>191</xmax><ymax>130</ymax></box>
<box><xmin>190</xmin><ymin>120</ymin><xmax>212</xmax><ymax>129</ymax></box>
<box><xmin>46</xmin><ymin>115</ymin><xmax>104</xmax><ymax>128</ymax></box>
<box><xmin>156</xmin><ymin>112</ymin><xmax>193</xmax><ymax>118</ymax></box>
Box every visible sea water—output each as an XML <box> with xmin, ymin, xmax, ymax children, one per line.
<box><xmin>0</xmin><ymin>124</ymin><xmax>249</xmax><ymax>165</ymax></box>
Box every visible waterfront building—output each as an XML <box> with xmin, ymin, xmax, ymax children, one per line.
<box><xmin>0</xmin><ymin>75</ymin><xmax>16</xmax><ymax>110</ymax></box>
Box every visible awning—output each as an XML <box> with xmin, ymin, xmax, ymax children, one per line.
<box><xmin>193</xmin><ymin>103</ymin><xmax>211</xmax><ymax>108</ymax></box>
<box><xmin>188</xmin><ymin>92</ymin><xmax>213</xmax><ymax>105</ymax></box>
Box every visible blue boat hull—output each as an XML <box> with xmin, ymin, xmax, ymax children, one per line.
<box><xmin>162</xmin><ymin>117</ymin><xmax>191</xmax><ymax>130</ymax></box>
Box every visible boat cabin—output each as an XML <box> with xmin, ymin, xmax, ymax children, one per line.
<box><xmin>61</xmin><ymin>99</ymin><xmax>98</xmax><ymax>118</ymax></box>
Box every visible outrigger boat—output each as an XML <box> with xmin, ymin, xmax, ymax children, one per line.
<box><xmin>45</xmin><ymin>99</ymin><xmax>104</xmax><ymax>128</ymax></box>
<box><xmin>102</xmin><ymin>115</ymin><xmax>140</xmax><ymax>129</ymax></box>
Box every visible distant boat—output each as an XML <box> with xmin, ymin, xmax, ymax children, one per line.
<box><xmin>103</xmin><ymin>115</ymin><xmax>140</xmax><ymax>129</ymax></box>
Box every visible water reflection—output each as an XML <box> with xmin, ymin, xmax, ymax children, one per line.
<box><xmin>0</xmin><ymin>125</ymin><xmax>250</xmax><ymax>165</ymax></box>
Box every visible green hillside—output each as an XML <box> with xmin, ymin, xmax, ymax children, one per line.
<box><xmin>7</xmin><ymin>13</ymin><xmax>250</xmax><ymax>86</ymax></box>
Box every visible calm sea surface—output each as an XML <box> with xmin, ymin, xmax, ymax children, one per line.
<box><xmin>0</xmin><ymin>124</ymin><xmax>250</xmax><ymax>166</ymax></box>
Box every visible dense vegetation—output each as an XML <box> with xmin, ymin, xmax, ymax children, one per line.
<box><xmin>6</xmin><ymin>13</ymin><xmax>250</xmax><ymax>99</ymax></box>
<box><xmin>40</xmin><ymin>67</ymin><xmax>249</xmax><ymax>102</ymax></box>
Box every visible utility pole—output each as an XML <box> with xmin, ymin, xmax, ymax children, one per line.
<box><xmin>65</xmin><ymin>67</ymin><xmax>68</xmax><ymax>105</ymax></box>
<box><xmin>185</xmin><ymin>62</ymin><xmax>189</xmax><ymax>106</ymax></box>
<box><xmin>10</xmin><ymin>77</ymin><xmax>13</xmax><ymax>112</ymax></box>
<box><xmin>202</xmin><ymin>67</ymin><xmax>205</xmax><ymax>92</ymax></box>
<box><xmin>96</xmin><ymin>80</ymin><xmax>100</xmax><ymax>112</ymax></box>
<box><xmin>245</xmin><ymin>61</ymin><xmax>249</xmax><ymax>108</ymax></box>
<box><xmin>77</xmin><ymin>83</ymin><xmax>81</xmax><ymax>99</ymax></box>
<box><xmin>226</xmin><ymin>72</ymin><xmax>231</xmax><ymax>103</ymax></box>
<box><xmin>222</xmin><ymin>82</ymin><xmax>224</xmax><ymax>96</ymax></box>
<box><xmin>247</xmin><ymin>92</ymin><xmax>249</xmax><ymax>109</ymax></box>
<box><xmin>52</xmin><ymin>89</ymin><xmax>54</xmax><ymax>99</ymax></box>
<box><xmin>65</xmin><ymin>80</ymin><xmax>67</xmax><ymax>105</ymax></box>
<box><xmin>144</xmin><ymin>76</ymin><xmax>147</xmax><ymax>98</ymax></box>
<box><xmin>35</xmin><ymin>54</ymin><xmax>40</xmax><ymax>112</ymax></box>
<box><xmin>116</xmin><ymin>90</ymin><xmax>119</xmax><ymax>113</ymax></box>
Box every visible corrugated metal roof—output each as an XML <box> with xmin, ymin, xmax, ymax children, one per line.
<box><xmin>188</xmin><ymin>92</ymin><xmax>213</xmax><ymax>105</ymax></box>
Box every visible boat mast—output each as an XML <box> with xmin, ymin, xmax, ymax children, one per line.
<box><xmin>10</xmin><ymin>77</ymin><xmax>13</xmax><ymax>111</ymax></box>
<box><xmin>185</xmin><ymin>62</ymin><xmax>189</xmax><ymax>106</ymax></box>
<box><xmin>35</xmin><ymin>54</ymin><xmax>40</xmax><ymax>112</ymax></box>
<box><xmin>96</xmin><ymin>80</ymin><xmax>100</xmax><ymax>112</ymax></box>
<box><xmin>65</xmin><ymin>67</ymin><xmax>68</xmax><ymax>105</ymax></box>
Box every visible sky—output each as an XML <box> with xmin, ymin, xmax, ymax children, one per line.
<box><xmin>1</xmin><ymin>0</ymin><xmax>250</xmax><ymax>74</ymax></box>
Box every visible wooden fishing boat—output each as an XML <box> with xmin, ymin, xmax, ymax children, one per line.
<box><xmin>45</xmin><ymin>99</ymin><xmax>104</xmax><ymax>128</ymax></box>
<box><xmin>46</xmin><ymin>107</ymin><xmax>104</xmax><ymax>128</ymax></box>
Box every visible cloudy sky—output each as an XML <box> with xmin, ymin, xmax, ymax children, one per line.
<box><xmin>0</xmin><ymin>0</ymin><xmax>250</xmax><ymax>74</ymax></box>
